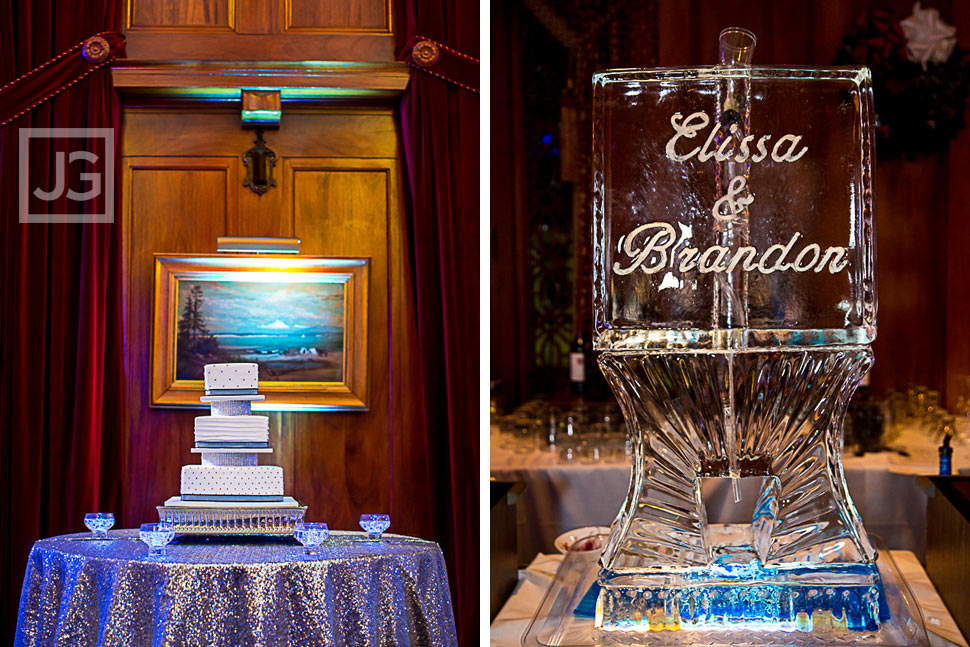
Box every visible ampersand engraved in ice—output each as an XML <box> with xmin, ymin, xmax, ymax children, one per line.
<box><xmin>711</xmin><ymin>175</ymin><xmax>753</xmax><ymax>221</ymax></box>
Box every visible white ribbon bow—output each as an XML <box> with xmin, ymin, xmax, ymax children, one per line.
<box><xmin>900</xmin><ymin>2</ymin><xmax>957</xmax><ymax>68</ymax></box>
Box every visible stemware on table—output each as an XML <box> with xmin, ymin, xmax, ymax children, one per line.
<box><xmin>359</xmin><ymin>514</ymin><xmax>390</xmax><ymax>540</ymax></box>
<box><xmin>294</xmin><ymin>522</ymin><xmax>329</xmax><ymax>555</ymax></box>
<box><xmin>139</xmin><ymin>522</ymin><xmax>175</xmax><ymax>556</ymax></box>
<box><xmin>83</xmin><ymin>512</ymin><xmax>115</xmax><ymax>539</ymax></box>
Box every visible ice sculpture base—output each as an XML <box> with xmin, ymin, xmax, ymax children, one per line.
<box><xmin>522</xmin><ymin>536</ymin><xmax>928</xmax><ymax>647</ymax></box>
<box><xmin>596</xmin><ymin>567</ymin><xmax>882</xmax><ymax>633</ymax></box>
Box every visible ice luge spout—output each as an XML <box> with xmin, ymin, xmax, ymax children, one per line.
<box><xmin>715</xmin><ymin>27</ymin><xmax>757</xmax><ymax>506</ymax></box>
<box><xmin>719</xmin><ymin>27</ymin><xmax>757</xmax><ymax>66</ymax></box>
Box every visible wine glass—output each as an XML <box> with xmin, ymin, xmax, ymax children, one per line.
<box><xmin>359</xmin><ymin>514</ymin><xmax>390</xmax><ymax>540</ymax></box>
<box><xmin>139</xmin><ymin>522</ymin><xmax>175</xmax><ymax>556</ymax></box>
<box><xmin>294</xmin><ymin>522</ymin><xmax>329</xmax><ymax>555</ymax></box>
<box><xmin>83</xmin><ymin>513</ymin><xmax>115</xmax><ymax>539</ymax></box>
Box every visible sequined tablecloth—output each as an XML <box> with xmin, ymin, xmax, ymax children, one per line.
<box><xmin>14</xmin><ymin>530</ymin><xmax>457</xmax><ymax>647</ymax></box>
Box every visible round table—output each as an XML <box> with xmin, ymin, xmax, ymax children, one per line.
<box><xmin>14</xmin><ymin>530</ymin><xmax>457</xmax><ymax>647</ymax></box>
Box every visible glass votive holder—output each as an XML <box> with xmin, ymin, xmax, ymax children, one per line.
<box><xmin>926</xmin><ymin>410</ymin><xmax>947</xmax><ymax>440</ymax></box>
<box><xmin>498</xmin><ymin>414</ymin><xmax>519</xmax><ymax>450</ymax></box>
<box><xmin>542</xmin><ymin>406</ymin><xmax>561</xmax><ymax>451</ymax></box>
<box><xmin>83</xmin><ymin>512</ymin><xmax>115</xmax><ymax>539</ymax></box>
<box><xmin>139</xmin><ymin>522</ymin><xmax>174</xmax><ymax>556</ymax></box>
<box><xmin>579</xmin><ymin>422</ymin><xmax>606</xmax><ymax>463</ymax></box>
<box><xmin>564</xmin><ymin>409</ymin><xmax>586</xmax><ymax>436</ymax></box>
<box><xmin>939</xmin><ymin>415</ymin><xmax>958</xmax><ymax>441</ymax></box>
<box><xmin>512</xmin><ymin>414</ymin><xmax>541</xmax><ymax>454</ymax></box>
<box><xmin>359</xmin><ymin>513</ymin><xmax>390</xmax><ymax>539</ymax></box>
<box><xmin>556</xmin><ymin>421</ymin><xmax>579</xmax><ymax>463</ymax></box>
<box><xmin>601</xmin><ymin>431</ymin><xmax>627</xmax><ymax>463</ymax></box>
<box><xmin>294</xmin><ymin>522</ymin><xmax>329</xmax><ymax>555</ymax></box>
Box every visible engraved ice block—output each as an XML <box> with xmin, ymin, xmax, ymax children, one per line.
<box><xmin>591</xmin><ymin>30</ymin><xmax>881</xmax><ymax>634</ymax></box>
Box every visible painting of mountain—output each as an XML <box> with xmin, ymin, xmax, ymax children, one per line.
<box><xmin>174</xmin><ymin>279</ymin><xmax>345</xmax><ymax>383</ymax></box>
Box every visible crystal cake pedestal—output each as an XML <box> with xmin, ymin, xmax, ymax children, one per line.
<box><xmin>158</xmin><ymin>497</ymin><xmax>307</xmax><ymax>536</ymax></box>
<box><xmin>522</xmin><ymin>536</ymin><xmax>928</xmax><ymax>647</ymax></box>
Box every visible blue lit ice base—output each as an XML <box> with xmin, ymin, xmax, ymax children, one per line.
<box><xmin>523</xmin><ymin>535</ymin><xmax>928</xmax><ymax>647</ymax></box>
<box><xmin>581</xmin><ymin>563</ymin><xmax>890</xmax><ymax>632</ymax></box>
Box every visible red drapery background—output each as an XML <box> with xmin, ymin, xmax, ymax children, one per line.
<box><xmin>395</xmin><ymin>0</ymin><xmax>480</xmax><ymax>644</ymax></box>
<box><xmin>0</xmin><ymin>0</ymin><xmax>125</xmax><ymax>641</ymax></box>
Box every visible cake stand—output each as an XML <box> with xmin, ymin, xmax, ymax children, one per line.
<box><xmin>157</xmin><ymin>497</ymin><xmax>307</xmax><ymax>536</ymax></box>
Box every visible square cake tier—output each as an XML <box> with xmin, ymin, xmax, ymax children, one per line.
<box><xmin>194</xmin><ymin>415</ymin><xmax>268</xmax><ymax>444</ymax></box>
<box><xmin>180</xmin><ymin>465</ymin><xmax>283</xmax><ymax>500</ymax></box>
<box><xmin>204</xmin><ymin>363</ymin><xmax>259</xmax><ymax>395</ymax></box>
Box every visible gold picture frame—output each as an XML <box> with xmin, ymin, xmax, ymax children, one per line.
<box><xmin>151</xmin><ymin>253</ymin><xmax>368</xmax><ymax>410</ymax></box>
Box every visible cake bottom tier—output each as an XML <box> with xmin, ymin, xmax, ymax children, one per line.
<box><xmin>180</xmin><ymin>465</ymin><xmax>284</xmax><ymax>498</ymax></box>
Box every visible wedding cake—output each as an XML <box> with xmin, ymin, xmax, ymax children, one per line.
<box><xmin>159</xmin><ymin>363</ymin><xmax>305</xmax><ymax>534</ymax></box>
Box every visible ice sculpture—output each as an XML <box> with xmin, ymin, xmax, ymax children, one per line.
<box><xmin>592</xmin><ymin>28</ymin><xmax>882</xmax><ymax>633</ymax></box>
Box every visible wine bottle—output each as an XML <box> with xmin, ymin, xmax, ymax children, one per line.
<box><xmin>569</xmin><ymin>334</ymin><xmax>585</xmax><ymax>397</ymax></box>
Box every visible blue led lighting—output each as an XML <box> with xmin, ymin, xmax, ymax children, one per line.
<box><xmin>590</xmin><ymin>561</ymin><xmax>889</xmax><ymax>633</ymax></box>
<box><xmin>241</xmin><ymin>109</ymin><xmax>282</xmax><ymax>124</ymax></box>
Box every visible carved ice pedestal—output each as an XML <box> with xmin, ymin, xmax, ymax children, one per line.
<box><xmin>595</xmin><ymin>349</ymin><xmax>880</xmax><ymax>632</ymax></box>
<box><xmin>591</xmin><ymin>34</ymin><xmax>884</xmax><ymax>634</ymax></box>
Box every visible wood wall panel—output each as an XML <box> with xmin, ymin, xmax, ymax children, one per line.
<box><xmin>285</xmin><ymin>0</ymin><xmax>388</xmax><ymax>31</ymax></box>
<box><xmin>122</xmin><ymin>158</ymin><xmax>236</xmax><ymax>523</ymax></box>
<box><xmin>123</xmin><ymin>32</ymin><xmax>394</xmax><ymax>61</ymax></box>
<box><xmin>873</xmin><ymin>158</ymin><xmax>948</xmax><ymax>394</ymax></box>
<box><xmin>944</xmin><ymin>4</ymin><xmax>970</xmax><ymax>408</ymax></box>
<box><xmin>120</xmin><ymin>108</ymin><xmax>422</xmax><ymax>534</ymax></box>
<box><xmin>129</xmin><ymin>0</ymin><xmax>232</xmax><ymax>29</ymax></box>
<box><xmin>286</xmin><ymin>163</ymin><xmax>390</xmax><ymax>245</ymax></box>
<box><xmin>237</xmin><ymin>174</ymin><xmax>284</xmax><ymax>238</ymax></box>
<box><xmin>235</xmin><ymin>0</ymin><xmax>280</xmax><ymax>34</ymax></box>
<box><xmin>122</xmin><ymin>111</ymin><xmax>400</xmax><ymax>159</ymax></box>
<box><xmin>124</xmin><ymin>0</ymin><xmax>394</xmax><ymax>60</ymax></box>
<box><xmin>286</xmin><ymin>161</ymin><xmax>392</xmax><ymax>521</ymax></box>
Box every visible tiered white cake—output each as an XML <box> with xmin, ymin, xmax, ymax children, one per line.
<box><xmin>162</xmin><ymin>363</ymin><xmax>301</xmax><ymax>514</ymax></box>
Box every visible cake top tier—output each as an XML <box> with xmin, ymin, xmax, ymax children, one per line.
<box><xmin>204</xmin><ymin>363</ymin><xmax>259</xmax><ymax>396</ymax></box>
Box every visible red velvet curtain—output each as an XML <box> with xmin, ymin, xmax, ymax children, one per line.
<box><xmin>394</xmin><ymin>0</ymin><xmax>480</xmax><ymax>644</ymax></box>
<box><xmin>0</xmin><ymin>1</ymin><xmax>125</xmax><ymax>641</ymax></box>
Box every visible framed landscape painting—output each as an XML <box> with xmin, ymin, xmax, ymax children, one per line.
<box><xmin>151</xmin><ymin>254</ymin><xmax>369</xmax><ymax>410</ymax></box>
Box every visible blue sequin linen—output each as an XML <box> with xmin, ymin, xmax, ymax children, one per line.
<box><xmin>14</xmin><ymin>530</ymin><xmax>457</xmax><ymax>647</ymax></box>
